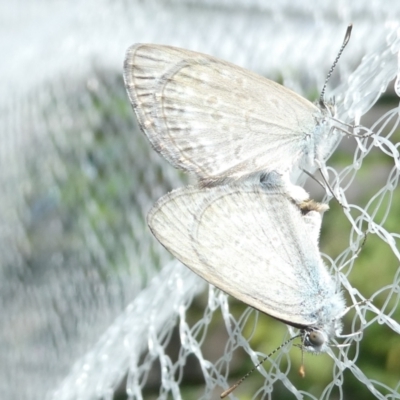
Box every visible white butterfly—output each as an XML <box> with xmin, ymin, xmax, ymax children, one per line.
<box><xmin>124</xmin><ymin>27</ymin><xmax>352</xmax><ymax>185</ymax></box>
<box><xmin>147</xmin><ymin>174</ymin><xmax>345</xmax><ymax>354</ymax></box>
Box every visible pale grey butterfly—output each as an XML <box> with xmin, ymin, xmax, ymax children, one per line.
<box><xmin>147</xmin><ymin>173</ymin><xmax>346</xmax><ymax>396</ymax></box>
<box><xmin>124</xmin><ymin>26</ymin><xmax>352</xmax><ymax>186</ymax></box>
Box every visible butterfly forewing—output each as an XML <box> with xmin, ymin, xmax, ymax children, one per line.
<box><xmin>124</xmin><ymin>44</ymin><xmax>321</xmax><ymax>182</ymax></box>
<box><xmin>148</xmin><ymin>184</ymin><xmax>333</xmax><ymax>327</ymax></box>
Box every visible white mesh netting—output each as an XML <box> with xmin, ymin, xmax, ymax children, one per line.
<box><xmin>1</xmin><ymin>1</ymin><xmax>400</xmax><ymax>399</ymax></box>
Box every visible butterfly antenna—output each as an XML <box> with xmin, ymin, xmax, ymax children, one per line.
<box><xmin>319</xmin><ymin>24</ymin><xmax>353</xmax><ymax>109</ymax></box>
<box><xmin>220</xmin><ymin>334</ymin><xmax>302</xmax><ymax>398</ymax></box>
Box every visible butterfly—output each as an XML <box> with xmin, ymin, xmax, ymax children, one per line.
<box><xmin>123</xmin><ymin>26</ymin><xmax>352</xmax><ymax>186</ymax></box>
<box><xmin>147</xmin><ymin>173</ymin><xmax>345</xmax><ymax>355</ymax></box>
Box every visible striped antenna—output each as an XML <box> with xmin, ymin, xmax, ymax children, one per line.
<box><xmin>220</xmin><ymin>334</ymin><xmax>302</xmax><ymax>398</ymax></box>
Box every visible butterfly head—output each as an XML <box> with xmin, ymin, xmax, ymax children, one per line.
<box><xmin>319</xmin><ymin>96</ymin><xmax>336</xmax><ymax>118</ymax></box>
<box><xmin>301</xmin><ymin>327</ymin><xmax>330</xmax><ymax>353</ymax></box>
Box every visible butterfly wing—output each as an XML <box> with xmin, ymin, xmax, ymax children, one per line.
<box><xmin>148</xmin><ymin>183</ymin><xmax>333</xmax><ymax>327</ymax></box>
<box><xmin>124</xmin><ymin>44</ymin><xmax>321</xmax><ymax>183</ymax></box>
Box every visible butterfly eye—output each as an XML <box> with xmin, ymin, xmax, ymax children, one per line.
<box><xmin>308</xmin><ymin>330</ymin><xmax>326</xmax><ymax>347</ymax></box>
